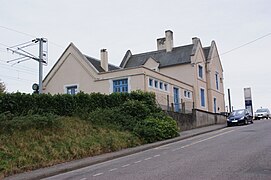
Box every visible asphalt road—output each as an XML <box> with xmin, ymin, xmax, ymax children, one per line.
<box><xmin>44</xmin><ymin>119</ymin><xmax>271</xmax><ymax>180</ymax></box>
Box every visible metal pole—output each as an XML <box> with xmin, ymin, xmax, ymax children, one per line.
<box><xmin>228</xmin><ymin>89</ymin><xmax>231</xmax><ymax>113</ymax></box>
<box><xmin>38</xmin><ymin>38</ymin><xmax>43</xmax><ymax>94</ymax></box>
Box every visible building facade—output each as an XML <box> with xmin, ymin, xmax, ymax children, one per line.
<box><xmin>43</xmin><ymin>30</ymin><xmax>225</xmax><ymax>113</ymax></box>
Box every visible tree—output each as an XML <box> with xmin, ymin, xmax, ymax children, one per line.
<box><xmin>0</xmin><ymin>79</ymin><xmax>6</xmax><ymax>93</ymax></box>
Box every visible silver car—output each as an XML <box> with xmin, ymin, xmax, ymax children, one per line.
<box><xmin>254</xmin><ymin>108</ymin><xmax>270</xmax><ymax>120</ymax></box>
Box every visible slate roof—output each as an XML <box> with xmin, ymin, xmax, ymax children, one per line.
<box><xmin>84</xmin><ymin>55</ymin><xmax>120</xmax><ymax>72</ymax></box>
<box><xmin>203</xmin><ymin>47</ymin><xmax>211</xmax><ymax>60</ymax></box>
<box><xmin>123</xmin><ymin>44</ymin><xmax>194</xmax><ymax>68</ymax></box>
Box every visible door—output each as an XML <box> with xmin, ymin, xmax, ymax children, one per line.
<box><xmin>173</xmin><ymin>87</ymin><xmax>179</xmax><ymax>112</ymax></box>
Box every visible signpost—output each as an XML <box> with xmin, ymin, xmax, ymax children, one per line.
<box><xmin>244</xmin><ymin>87</ymin><xmax>253</xmax><ymax>116</ymax></box>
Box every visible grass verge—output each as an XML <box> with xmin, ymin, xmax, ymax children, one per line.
<box><xmin>0</xmin><ymin>117</ymin><xmax>142</xmax><ymax>178</ymax></box>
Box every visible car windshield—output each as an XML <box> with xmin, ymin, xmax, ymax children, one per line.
<box><xmin>230</xmin><ymin>110</ymin><xmax>245</xmax><ymax>116</ymax></box>
<box><xmin>256</xmin><ymin>109</ymin><xmax>268</xmax><ymax>113</ymax></box>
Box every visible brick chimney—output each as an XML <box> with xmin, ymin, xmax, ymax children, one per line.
<box><xmin>100</xmin><ymin>49</ymin><xmax>108</xmax><ymax>72</ymax></box>
<box><xmin>156</xmin><ymin>30</ymin><xmax>174</xmax><ymax>52</ymax></box>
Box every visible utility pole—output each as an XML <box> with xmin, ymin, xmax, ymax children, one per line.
<box><xmin>7</xmin><ymin>38</ymin><xmax>48</xmax><ymax>94</ymax></box>
<box><xmin>37</xmin><ymin>38</ymin><xmax>47</xmax><ymax>94</ymax></box>
<box><xmin>228</xmin><ymin>88</ymin><xmax>232</xmax><ymax>113</ymax></box>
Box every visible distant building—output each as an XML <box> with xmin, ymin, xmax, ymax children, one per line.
<box><xmin>43</xmin><ymin>30</ymin><xmax>225</xmax><ymax>113</ymax></box>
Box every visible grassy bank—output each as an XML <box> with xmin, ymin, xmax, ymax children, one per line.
<box><xmin>0</xmin><ymin>92</ymin><xmax>179</xmax><ymax>178</ymax></box>
<box><xmin>0</xmin><ymin>117</ymin><xmax>142</xmax><ymax>178</ymax></box>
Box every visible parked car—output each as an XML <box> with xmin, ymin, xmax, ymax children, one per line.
<box><xmin>254</xmin><ymin>108</ymin><xmax>270</xmax><ymax>120</ymax></box>
<box><xmin>227</xmin><ymin>109</ymin><xmax>253</xmax><ymax>127</ymax></box>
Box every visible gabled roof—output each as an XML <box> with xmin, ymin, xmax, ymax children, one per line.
<box><xmin>84</xmin><ymin>55</ymin><xmax>120</xmax><ymax>72</ymax></box>
<box><xmin>122</xmin><ymin>44</ymin><xmax>194</xmax><ymax>68</ymax></box>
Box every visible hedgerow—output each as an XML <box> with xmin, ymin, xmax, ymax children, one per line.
<box><xmin>0</xmin><ymin>91</ymin><xmax>157</xmax><ymax>116</ymax></box>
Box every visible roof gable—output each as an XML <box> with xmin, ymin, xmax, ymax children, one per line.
<box><xmin>143</xmin><ymin>57</ymin><xmax>160</xmax><ymax>70</ymax></box>
<box><xmin>43</xmin><ymin>43</ymin><xmax>98</xmax><ymax>86</ymax></box>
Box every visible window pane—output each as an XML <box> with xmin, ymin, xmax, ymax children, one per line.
<box><xmin>149</xmin><ymin>79</ymin><xmax>153</xmax><ymax>86</ymax></box>
<box><xmin>164</xmin><ymin>84</ymin><xmax>168</xmax><ymax>91</ymax></box>
<box><xmin>215</xmin><ymin>73</ymin><xmax>219</xmax><ymax>90</ymax></box>
<box><xmin>200</xmin><ymin>88</ymin><xmax>205</xmax><ymax>107</ymax></box>
<box><xmin>67</xmin><ymin>86</ymin><xmax>77</xmax><ymax>95</ymax></box>
<box><xmin>198</xmin><ymin>65</ymin><xmax>203</xmax><ymax>78</ymax></box>
<box><xmin>154</xmin><ymin>80</ymin><xmax>158</xmax><ymax>88</ymax></box>
<box><xmin>113</xmin><ymin>79</ymin><xmax>128</xmax><ymax>93</ymax></box>
<box><xmin>160</xmin><ymin>82</ymin><xmax>163</xmax><ymax>89</ymax></box>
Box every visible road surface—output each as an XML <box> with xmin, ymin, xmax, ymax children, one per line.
<box><xmin>44</xmin><ymin>119</ymin><xmax>271</xmax><ymax>180</ymax></box>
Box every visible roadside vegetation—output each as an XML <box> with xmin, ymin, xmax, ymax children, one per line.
<box><xmin>0</xmin><ymin>91</ymin><xmax>179</xmax><ymax>178</ymax></box>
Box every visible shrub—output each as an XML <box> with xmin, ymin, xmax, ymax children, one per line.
<box><xmin>134</xmin><ymin>116</ymin><xmax>179</xmax><ymax>143</ymax></box>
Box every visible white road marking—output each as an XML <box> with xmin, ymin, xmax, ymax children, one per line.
<box><xmin>172</xmin><ymin>148</ymin><xmax>180</xmax><ymax>151</ymax></box>
<box><xmin>122</xmin><ymin>164</ymin><xmax>130</xmax><ymax>168</ymax></box>
<box><xmin>93</xmin><ymin>173</ymin><xmax>103</xmax><ymax>177</ymax></box>
<box><xmin>134</xmin><ymin>160</ymin><xmax>142</xmax><ymax>164</ymax></box>
<box><xmin>172</xmin><ymin>130</ymin><xmax>235</xmax><ymax>150</ymax></box>
<box><xmin>109</xmin><ymin>168</ymin><xmax>118</xmax><ymax>172</ymax></box>
<box><xmin>144</xmin><ymin>157</ymin><xmax>152</xmax><ymax>161</ymax></box>
<box><xmin>79</xmin><ymin>178</ymin><xmax>87</xmax><ymax>180</ymax></box>
<box><xmin>154</xmin><ymin>154</ymin><xmax>160</xmax><ymax>157</ymax></box>
<box><xmin>154</xmin><ymin>128</ymin><xmax>229</xmax><ymax>150</ymax></box>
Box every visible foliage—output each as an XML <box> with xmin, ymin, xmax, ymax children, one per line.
<box><xmin>0</xmin><ymin>112</ymin><xmax>60</xmax><ymax>133</ymax></box>
<box><xmin>0</xmin><ymin>91</ymin><xmax>157</xmax><ymax>116</ymax></box>
<box><xmin>87</xmin><ymin>100</ymin><xmax>179</xmax><ymax>143</ymax></box>
<box><xmin>0</xmin><ymin>91</ymin><xmax>180</xmax><ymax>178</ymax></box>
<box><xmin>0</xmin><ymin>80</ymin><xmax>5</xmax><ymax>93</ymax></box>
<box><xmin>0</xmin><ymin>117</ymin><xmax>142</xmax><ymax>178</ymax></box>
<box><xmin>134</xmin><ymin>116</ymin><xmax>179</xmax><ymax>143</ymax></box>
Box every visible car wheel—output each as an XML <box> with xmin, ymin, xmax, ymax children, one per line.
<box><xmin>227</xmin><ymin>122</ymin><xmax>231</xmax><ymax>127</ymax></box>
<box><xmin>244</xmin><ymin>119</ymin><xmax>248</xmax><ymax>125</ymax></box>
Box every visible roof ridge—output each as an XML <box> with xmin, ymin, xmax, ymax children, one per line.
<box><xmin>131</xmin><ymin>44</ymin><xmax>194</xmax><ymax>57</ymax></box>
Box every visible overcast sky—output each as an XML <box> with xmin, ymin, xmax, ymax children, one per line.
<box><xmin>0</xmin><ymin>0</ymin><xmax>270</xmax><ymax>111</ymax></box>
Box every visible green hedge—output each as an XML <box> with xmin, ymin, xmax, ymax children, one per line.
<box><xmin>0</xmin><ymin>91</ymin><xmax>157</xmax><ymax>116</ymax></box>
<box><xmin>87</xmin><ymin>101</ymin><xmax>179</xmax><ymax>143</ymax></box>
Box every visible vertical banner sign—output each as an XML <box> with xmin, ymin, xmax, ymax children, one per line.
<box><xmin>244</xmin><ymin>88</ymin><xmax>253</xmax><ymax>116</ymax></box>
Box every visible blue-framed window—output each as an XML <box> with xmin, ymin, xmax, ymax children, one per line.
<box><xmin>113</xmin><ymin>79</ymin><xmax>128</xmax><ymax>93</ymax></box>
<box><xmin>159</xmin><ymin>82</ymin><xmax>163</xmax><ymax>90</ymax></box>
<box><xmin>215</xmin><ymin>72</ymin><xmax>219</xmax><ymax>90</ymax></box>
<box><xmin>154</xmin><ymin>80</ymin><xmax>158</xmax><ymax>88</ymax></box>
<box><xmin>198</xmin><ymin>65</ymin><xmax>203</xmax><ymax>79</ymax></box>
<box><xmin>149</xmin><ymin>78</ymin><xmax>153</xmax><ymax>87</ymax></box>
<box><xmin>164</xmin><ymin>84</ymin><xmax>168</xmax><ymax>91</ymax></box>
<box><xmin>200</xmin><ymin>88</ymin><xmax>205</xmax><ymax>107</ymax></box>
<box><xmin>66</xmin><ymin>85</ymin><xmax>78</xmax><ymax>95</ymax></box>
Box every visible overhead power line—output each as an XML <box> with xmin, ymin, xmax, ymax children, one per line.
<box><xmin>0</xmin><ymin>25</ymin><xmax>35</xmax><ymax>38</ymax></box>
<box><xmin>0</xmin><ymin>25</ymin><xmax>64</xmax><ymax>48</ymax></box>
<box><xmin>221</xmin><ymin>32</ymin><xmax>271</xmax><ymax>56</ymax></box>
<box><xmin>0</xmin><ymin>73</ymin><xmax>34</xmax><ymax>83</ymax></box>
